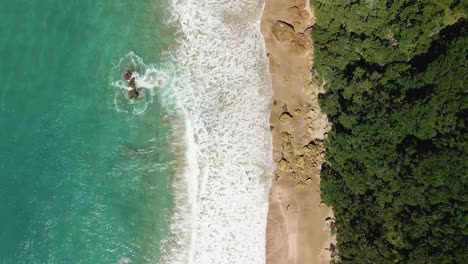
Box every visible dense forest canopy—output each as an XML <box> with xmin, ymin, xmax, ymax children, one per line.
<box><xmin>311</xmin><ymin>0</ymin><xmax>467</xmax><ymax>263</ymax></box>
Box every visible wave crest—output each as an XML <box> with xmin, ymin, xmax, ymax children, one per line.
<box><xmin>162</xmin><ymin>0</ymin><xmax>275</xmax><ymax>263</ymax></box>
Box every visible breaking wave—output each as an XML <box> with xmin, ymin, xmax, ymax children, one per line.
<box><xmin>161</xmin><ymin>0</ymin><xmax>275</xmax><ymax>263</ymax></box>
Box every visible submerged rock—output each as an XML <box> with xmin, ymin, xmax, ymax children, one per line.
<box><xmin>126</xmin><ymin>75</ymin><xmax>139</xmax><ymax>100</ymax></box>
<box><xmin>128</xmin><ymin>88</ymin><xmax>139</xmax><ymax>100</ymax></box>
<box><xmin>128</xmin><ymin>77</ymin><xmax>137</xmax><ymax>89</ymax></box>
<box><xmin>124</xmin><ymin>69</ymin><xmax>132</xmax><ymax>80</ymax></box>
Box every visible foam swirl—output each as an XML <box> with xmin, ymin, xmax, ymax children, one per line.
<box><xmin>162</xmin><ymin>0</ymin><xmax>275</xmax><ymax>263</ymax></box>
<box><xmin>111</xmin><ymin>52</ymin><xmax>170</xmax><ymax>115</ymax></box>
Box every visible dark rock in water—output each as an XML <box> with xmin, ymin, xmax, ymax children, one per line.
<box><xmin>124</xmin><ymin>70</ymin><xmax>139</xmax><ymax>99</ymax></box>
<box><xmin>128</xmin><ymin>77</ymin><xmax>137</xmax><ymax>89</ymax></box>
<box><xmin>124</xmin><ymin>69</ymin><xmax>132</xmax><ymax>80</ymax></box>
<box><xmin>128</xmin><ymin>88</ymin><xmax>139</xmax><ymax>100</ymax></box>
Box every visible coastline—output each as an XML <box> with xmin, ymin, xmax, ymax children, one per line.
<box><xmin>261</xmin><ymin>1</ymin><xmax>336</xmax><ymax>263</ymax></box>
<box><xmin>165</xmin><ymin>1</ymin><xmax>274</xmax><ymax>263</ymax></box>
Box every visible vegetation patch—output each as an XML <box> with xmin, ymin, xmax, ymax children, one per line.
<box><xmin>312</xmin><ymin>0</ymin><xmax>467</xmax><ymax>263</ymax></box>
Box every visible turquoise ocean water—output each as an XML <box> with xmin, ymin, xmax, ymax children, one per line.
<box><xmin>0</xmin><ymin>0</ymin><xmax>175</xmax><ymax>263</ymax></box>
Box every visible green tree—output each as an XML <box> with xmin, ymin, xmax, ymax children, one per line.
<box><xmin>312</xmin><ymin>0</ymin><xmax>468</xmax><ymax>262</ymax></box>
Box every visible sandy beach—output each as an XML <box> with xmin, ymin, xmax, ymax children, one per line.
<box><xmin>261</xmin><ymin>0</ymin><xmax>336</xmax><ymax>263</ymax></box>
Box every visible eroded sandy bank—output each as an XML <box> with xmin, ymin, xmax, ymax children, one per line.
<box><xmin>261</xmin><ymin>0</ymin><xmax>336</xmax><ymax>263</ymax></box>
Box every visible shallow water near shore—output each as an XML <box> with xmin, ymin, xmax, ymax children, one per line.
<box><xmin>0</xmin><ymin>0</ymin><xmax>175</xmax><ymax>263</ymax></box>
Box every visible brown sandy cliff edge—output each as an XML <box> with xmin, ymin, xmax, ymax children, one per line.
<box><xmin>261</xmin><ymin>0</ymin><xmax>336</xmax><ymax>263</ymax></box>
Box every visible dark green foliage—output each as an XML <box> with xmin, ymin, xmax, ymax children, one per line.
<box><xmin>312</xmin><ymin>0</ymin><xmax>468</xmax><ymax>262</ymax></box>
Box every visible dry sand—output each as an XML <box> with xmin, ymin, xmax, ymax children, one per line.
<box><xmin>261</xmin><ymin>0</ymin><xmax>336</xmax><ymax>263</ymax></box>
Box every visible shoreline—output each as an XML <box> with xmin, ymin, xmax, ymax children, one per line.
<box><xmin>260</xmin><ymin>0</ymin><xmax>336</xmax><ymax>263</ymax></box>
<box><xmin>164</xmin><ymin>1</ymin><xmax>275</xmax><ymax>263</ymax></box>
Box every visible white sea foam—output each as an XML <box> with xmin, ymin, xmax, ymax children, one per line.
<box><xmin>111</xmin><ymin>52</ymin><xmax>171</xmax><ymax>115</ymax></box>
<box><xmin>162</xmin><ymin>0</ymin><xmax>274</xmax><ymax>263</ymax></box>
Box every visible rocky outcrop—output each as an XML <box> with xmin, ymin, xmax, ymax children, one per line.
<box><xmin>272</xmin><ymin>21</ymin><xmax>295</xmax><ymax>42</ymax></box>
<box><xmin>271</xmin><ymin>1</ymin><xmax>314</xmax><ymax>55</ymax></box>
<box><xmin>279</xmin><ymin>111</ymin><xmax>293</xmax><ymax>122</ymax></box>
<box><xmin>124</xmin><ymin>69</ymin><xmax>140</xmax><ymax>100</ymax></box>
<box><xmin>263</xmin><ymin>0</ymin><xmax>335</xmax><ymax>263</ymax></box>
